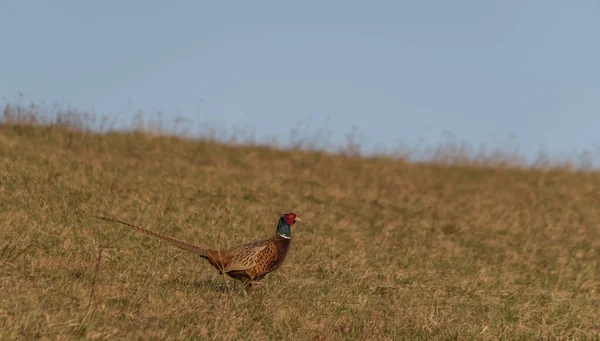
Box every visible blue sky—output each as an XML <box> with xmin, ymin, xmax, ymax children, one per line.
<box><xmin>1</xmin><ymin>1</ymin><xmax>599</xmax><ymax>161</ymax></box>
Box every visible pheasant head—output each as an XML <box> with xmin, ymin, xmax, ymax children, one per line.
<box><xmin>276</xmin><ymin>212</ymin><xmax>301</xmax><ymax>239</ymax></box>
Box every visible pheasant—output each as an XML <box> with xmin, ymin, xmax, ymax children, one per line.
<box><xmin>94</xmin><ymin>213</ymin><xmax>301</xmax><ymax>287</ymax></box>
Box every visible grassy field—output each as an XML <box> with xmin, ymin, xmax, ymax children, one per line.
<box><xmin>1</xmin><ymin>111</ymin><xmax>600</xmax><ymax>340</ymax></box>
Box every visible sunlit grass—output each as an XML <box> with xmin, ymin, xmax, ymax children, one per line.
<box><xmin>1</xmin><ymin>102</ymin><xmax>599</xmax><ymax>340</ymax></box>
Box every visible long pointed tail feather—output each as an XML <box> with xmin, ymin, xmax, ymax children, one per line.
<box><xmin>93</xmin><ymin>216</ymin><xmax>209</xmax><ymax>258</ymax></box>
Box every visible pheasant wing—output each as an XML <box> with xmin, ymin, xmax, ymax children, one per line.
<box><xmin>223</xmin><ymin>242</ymin><xmax>268</xmax><ymax>272</ymax></box>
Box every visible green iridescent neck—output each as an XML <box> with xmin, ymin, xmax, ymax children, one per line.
<box><xmin>276</xmin><ymin>217</ymin><xmax>291</xmax><ymax>239</ymax></box>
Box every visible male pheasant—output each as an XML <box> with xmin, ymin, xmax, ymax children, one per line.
<box><xmin>94</xmin><ymin>213</ymin><xmax>301</xmax><ymax>287</ymax></box>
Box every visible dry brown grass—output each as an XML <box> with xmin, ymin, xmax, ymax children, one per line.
<box><xmin>1</xmin><ymin>104</ymin><xmax>600</xmax><ymax>340</ymax></box>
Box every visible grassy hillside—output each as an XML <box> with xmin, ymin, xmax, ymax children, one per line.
<box><xmin>1</xmin><ymin>119</ymin><xmax>599</xmax><ymax>340</ymax></box>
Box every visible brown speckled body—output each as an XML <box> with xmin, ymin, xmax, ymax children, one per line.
<box><xmin>207</xmin><ymin>235</ymin><xmax>291</xmax><ymax>283</ymax></box>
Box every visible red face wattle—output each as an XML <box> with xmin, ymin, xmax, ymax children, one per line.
<box><xmin>284</xmin><ymin>213</ymin><xmax>300</xmax><ymax>226</ymax></box>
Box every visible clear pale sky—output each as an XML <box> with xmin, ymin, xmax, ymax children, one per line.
<box><xmin>1</xmin><ymin>1</ymin><xmax>599</xmax><ymax>161</ymax></box>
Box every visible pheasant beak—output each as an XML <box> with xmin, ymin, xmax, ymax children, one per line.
<box><xmin>294</xmin><ymin>216</ymin><xmax>302</xmax><ymax>222</ymax></box>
